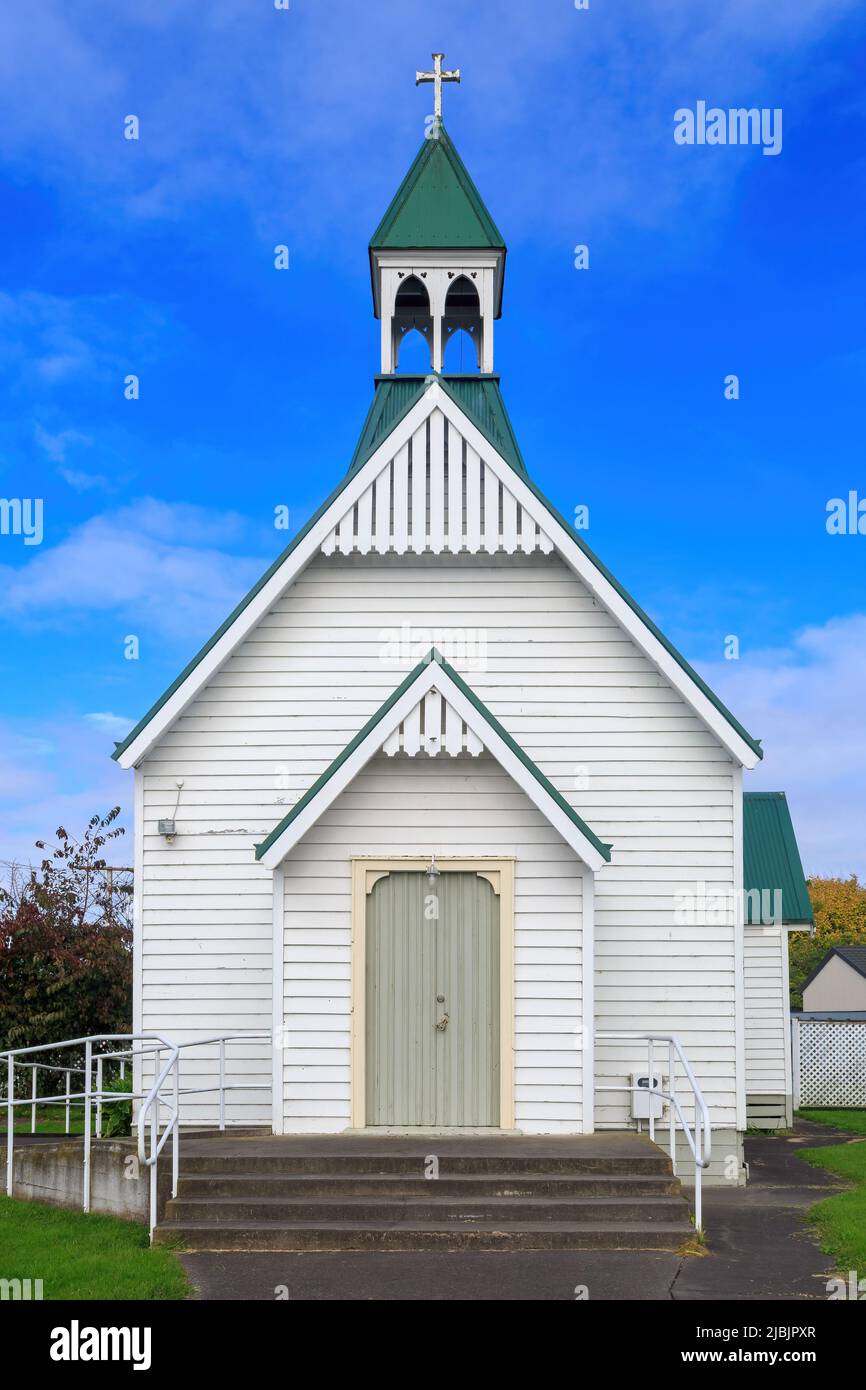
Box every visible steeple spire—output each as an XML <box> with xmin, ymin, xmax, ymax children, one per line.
<box><xmin>369</xmin><ymin>101</ymin><xmax>506</xmax><ymax>375</ymax></box>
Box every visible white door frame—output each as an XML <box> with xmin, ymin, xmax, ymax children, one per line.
<box><xmin>350</xmin><ymin>856</ymin><xmax>515</xmax><ymax>1129</ymax></box>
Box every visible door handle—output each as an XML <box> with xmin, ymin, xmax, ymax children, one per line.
<box><xmin>435</xmin><ymin>1014</ymin><xmax>449</xmax><ymax>1031</ymax></box>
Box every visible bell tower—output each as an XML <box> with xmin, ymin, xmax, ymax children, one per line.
<box><xmin>369</xmin><ymin>54</ymin><xmax>506</xmax><ymax>376</ymax></box>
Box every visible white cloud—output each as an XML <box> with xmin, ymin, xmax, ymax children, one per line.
<box><xmin>84</xmin><ymin>712</ymin><xmax>136</xmax><ymax>740</ymax></box>
<box><xmin>35</xmin><ymin>424</ymin><xmax>111</xmax><ymax>490</ymax></box>
<box><xmin>0</xmin><ymin>0</ymin><xmax>859</xmax><ymax>239</ymax></box>
<box><xmin>0</xmin><ymin>291</ymin><xmax>167</xmax><ymax>393</ymax></box>
<box><xmin>35</xmin><ymin>424</ymin><xmax>93</xmax><ymax>463</ymax></box>
<box><xmin>58</xmin><ymin>467</ymin><xmax>110</xmax><ymax>492</ymax></box>
<box><xmin>698</xmin><ymin>613</ymin><xmax>866</xmax><ymax>880</ymax></box>
<box><xmin>0</xmin><ymin>497</ymin><xmax>268</xmax><ymax>641</ymax></box>
<box><xmin>0</xmin><ymin>715</ymin><xmax>132</xmax><ymax>870</ymax></box>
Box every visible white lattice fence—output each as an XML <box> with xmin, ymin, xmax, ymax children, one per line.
<box><xmin>793</xmin><ymin>1018</ymin><xmax>866</xmax><ymax>1107</ymax></box>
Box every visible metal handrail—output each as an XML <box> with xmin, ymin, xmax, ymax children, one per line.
<box><xmin>595</xmin><ymin>1031</ymin><xmax>712</xmax><ymax>1232</ymax></box>
<box><xmin>6</xmin><ymin>1028</ymin><xmax>712</xmax><ymax>1234</ymax></box>
<box><xmin>2</xmin><ymin>1029</ymin><xmax>271</xmax><ymax>1236</ymax></box>
<box><xmin>135</xmin><ymin>1036</ymin><xmax>181</xmax><ymax>1233</ymax></box>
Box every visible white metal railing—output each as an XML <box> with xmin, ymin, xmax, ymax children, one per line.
<box><xmin>1</xmin><ymin>1030</ymin><xmax>270</xmax><ymax>1235</ymax></box>
<box><xmin>594</xmin><ymin>1032</ymin><xmax>712</xmax><ymax>1232</ymax></box>
<box><xmin>4</xmin><ymin>1028</ymin><xmax>713</xmax><ymax>1233</ymax></box>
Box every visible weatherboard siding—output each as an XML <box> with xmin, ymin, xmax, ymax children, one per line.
<box><xmin>744</xmin><ymin>925</ymin><xmax>791</xmax><ymax>1125</ymax></box>
<box><xmin>138</xmin><ymin>550</ymin><xmax>737</xmax><ymax>1129</ymax></box>
<box><xmin>280</xmin><ymin>753</ymin><xmax>583</xmax><ymax>1134</ymax></box>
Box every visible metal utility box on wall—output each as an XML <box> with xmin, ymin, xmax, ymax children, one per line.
<box><xmin>631</xmin><ymin>1072</ymin><xmax>664</xmax><ymax>1120</ymax></box>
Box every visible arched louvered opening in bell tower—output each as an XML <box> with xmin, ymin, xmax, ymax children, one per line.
<box><xmin>443</xmin><ymin>274</ymin><xmax>482</xmax><ymax>372</ymax></box>
<box><xmin>393</xmin><ymin>275</ymin><xmax>433</xmax><ymax>372</ymax></box>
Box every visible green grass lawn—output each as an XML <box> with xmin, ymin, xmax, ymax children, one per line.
<box><xmin>0</xmin><ymin>1196</ymin><xmax>188</xmax><ymax>1300</ymax></box>
<box><xmin>797</xmin><ymin>1107</ymin><xmax>866</xmax><ymax>1136</ymax></box>
<box><xmin>2</xmin><ymin>1096</ymin><xmax>131</xmax><ymax>1136</ymax></box>
<box><xmin>0</xmin><ymin>1104</ymin><xmax>88</xmax><ymax>1136</ymax></box>
<box><xmin>799</xmin><ymin>1110</ymin><xmax>866</xmax><ymax>1273</ymax></box>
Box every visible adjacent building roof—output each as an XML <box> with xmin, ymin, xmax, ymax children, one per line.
<box><xmin>369</xmin><ymin>122</ymin><xmax>506</xmax><ymax>251</ymax></box>
<box><xmin>255</xmin><ymin>649</ymin><xmax>612</xmax><ymax>871</ymax></box>
<box><xmin>743</xmin><ymin>792</ymin><xmax>813</xmax><ymax>926</ymax></box>
<box><xmin>801</xmin><ymin>947</ymin><xmax>866</xmax><ymax>992</ymax></box>
<box><xmin>348</xmin><ymin>373</ymin><xmax>526</xmax><ymax>476</ymax></box>
<box><xmin>834</xmin><ymin>946</ymin><xmax>866</xmax><ymax>977</ymax></box>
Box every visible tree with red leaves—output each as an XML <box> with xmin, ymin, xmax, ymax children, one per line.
<box><xmin>0</xmin><ymin>808</ymin><xmax>132</xmax><ymax>1081</ymax></box>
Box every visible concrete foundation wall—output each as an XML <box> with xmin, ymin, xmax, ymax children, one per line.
<box><xmin>1</xmin><ymin>1139</ymin><xmax>168</xmax><ymax>1223</ymax></box>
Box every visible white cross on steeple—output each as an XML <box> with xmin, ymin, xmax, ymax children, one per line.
<box><xmin>415</xmin><ymin>52</ymin><xmax>461</xmax><ymax>122</ymax></box>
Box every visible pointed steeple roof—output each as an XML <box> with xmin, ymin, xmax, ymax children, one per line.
<box><xmin>370</xmin><ymin>122</ymin><xmax>505</xmax><ymax>250</ymax></box>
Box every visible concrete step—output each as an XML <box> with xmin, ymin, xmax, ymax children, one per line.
<box><xmin>178</xmin><ymin>1152</ymin><xmax>674</xmax><ymax>1178</ymax></box>
<box><xmin>174</xmin><ymin>1172</ymin><xmax>681</xmax><ymax>1200</ymax></box>
<box><xmin>153</xmin><ymin>1218</ymin><xmax>692</xmax><ymax>1252</ymax></box>
<box><xmin>154</xmin><ymin>1135</ymin><xmax>691</xmax><ymax>1251</ymax></box>
<box><xmin>164</xmin><ymin>1194</ymin><xmax>689</xmax><ymax>1225</ymax></box>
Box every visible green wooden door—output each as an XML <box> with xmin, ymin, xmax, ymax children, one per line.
<box><xmin>366</xmin><ymin>870</ymin><xmax>500</xmax><ymax>1126</ymax></box>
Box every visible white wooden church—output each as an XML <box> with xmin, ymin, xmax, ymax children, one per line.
<box><xmin>114</xmin><ymin>65</ymin><xmax>812</xmax><ymax>1181</ymax></box>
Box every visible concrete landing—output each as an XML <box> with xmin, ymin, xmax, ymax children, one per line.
<box><xmin>177</xmin><ymin>1130</ymin><xmax>666</xmax><ymax>1159</ymax></box>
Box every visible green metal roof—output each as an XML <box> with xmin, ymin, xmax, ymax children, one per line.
<box><xmin>347</xmin><ymin>376</ymin><xmax>424</xmax><ymax>472</ymax></box>
<box><xmin>743</xmin><ymin>792</ymin><xmax>813</xmax><ymax>925</ymax></box>
<box><xmin>369</xmin><ymin>122</ymin><xmax>505</xmax><ymax>251</ymax></box>
<box><xmin>348</xmin><ymin>374</ymin><xmax>526</xmax><ymax>476</ymax></box>
<box><xmin>255</xmin><ymin>649</ymin><xmax>612</xmax><ymax>863</ymax></box>
<box><xmin>440</xmin><ymin>376</ymin><xmax>526</xmax><ymax>474</ymax></box>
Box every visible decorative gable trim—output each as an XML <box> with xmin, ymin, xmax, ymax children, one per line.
<box><xmin>255</xmin><ymin>650</ymin><xmax>612</xmax><ymax>871</ymax></box>
<box><xmin>113</xmin><ymin>377</ymin><xmax>762</xmax><ymax>770</ymax></box>
<box><xmin>322</xmin><ymin>407</ymin><xmax>554</xmax><ymax>556</ymax></box>
<box><xmin>382</xmin><ymin>685</ymin><xmax>484</xmax><ymax>757</ymax></box>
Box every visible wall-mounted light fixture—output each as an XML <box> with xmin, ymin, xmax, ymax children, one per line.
<box><xmin>158</xmin><ymin>780</ymin><xmax>184</xmax><ymax>841</ymax></box>
<box><xmin>426</xmin><ymin>853</ymin><xmax>440</xmax><ymax>887</ymax></box>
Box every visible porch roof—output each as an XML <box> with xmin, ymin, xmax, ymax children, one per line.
<box><xmin>255</xmin><ymin>649</ymin><xmax>612</xmax><ymax>871</ymax></box>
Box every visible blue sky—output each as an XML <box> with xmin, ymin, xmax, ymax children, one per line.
<box><xmin>1</xmin><ymin>0</ymin><xmax>864</xmax><ymax>875</ymax></box>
